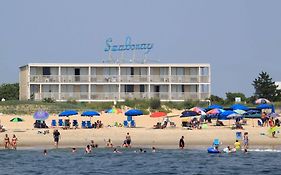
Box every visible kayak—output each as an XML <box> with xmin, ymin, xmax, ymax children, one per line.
<box><xmin>207</xmin><ymin>147</ymin><xmax>220</xmax><ymax>153</ymax></box>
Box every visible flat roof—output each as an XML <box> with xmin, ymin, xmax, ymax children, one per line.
<box><xmin>20</xmin><ymin>63</ymin><xmax>210</xmax><ymax>68</ymax></box>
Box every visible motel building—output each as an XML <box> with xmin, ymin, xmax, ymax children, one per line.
<box><xmin>19</xmin><ymin>63</ymin><xmax>211</xmax><ymax>102</ymax></box>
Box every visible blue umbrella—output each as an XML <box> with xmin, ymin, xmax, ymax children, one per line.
<box><xmin>207</xmin><ymin>104</ymin><xmax>223</xmax><ymax>110</ymax></box>
<box><xmin>180</xmin><ymin>111</ymin><xmax>199</xmax><ymax>117</ymax></box>
<box><xmin>33</xmin><ymin>111</ymin><xmax>49</xmax><ymax>121</ymax></box>
<box><xmin>230</xmin><ymin>104</ymin><xmax>249</xmax><ymax>111</ymax></box>
<box><xmin>59</xmin><ymin>110</ymin><xmax>78</xmax><ymax>117</ymax></box>
<box><xmin>125</xmin><ymin>109</ymin><xmax>143</xmax><ymax>116</ymax></box>
<box><xmin>218</xmin><ymin>110</ymin><xmax>236</xmax><ymax>120</ymax></box>
<box><xmin>81</xmin><ymin>111</ymin><xmax>100</xmax><ymax>116</ymax></box>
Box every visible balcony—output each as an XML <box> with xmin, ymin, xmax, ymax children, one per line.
<box><xmin>29</xmin><ymin>75</ymin><xmax>210</xmax><ymax>84</ymax></box>
<box><xmin>30</xmin><ymin>75</ymin><xmax>59</xmax><ymax>83</ymax></box>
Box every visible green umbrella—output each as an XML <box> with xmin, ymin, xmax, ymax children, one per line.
<box><xmin>10</xmin><ymin>117</ymin><xmax>24</xmax><ymax>122</ymax></box>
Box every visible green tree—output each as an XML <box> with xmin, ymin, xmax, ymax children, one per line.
<box><xmin>210</xmin><ymin>95</ymin><xmax>225</xmax><ymax>105</ymax></box>
<box><xmin>225</xmin><ymin>92</ymin><xmax>246</xmax><ymax>104</ymax></box>
<box><xmin>252</xmin><ymin>71</ymin><xmax>280</xmax><ymax>101</ymax></box>
<box><xmin>0</xmin><ymin>83</ymin><xmax>19</xmax><ymax>100</ymax></box>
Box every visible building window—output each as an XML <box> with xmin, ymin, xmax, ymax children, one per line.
<box><xmin>43</xmin><ymin>67</ymin><xmax>51</xmax><ymax>75</ymax></box>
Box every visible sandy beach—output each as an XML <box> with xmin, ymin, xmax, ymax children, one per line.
<box><xmin>0</xmin><ymin>110</ymin><xmax>280</xmax><ymax>150</ymax></box>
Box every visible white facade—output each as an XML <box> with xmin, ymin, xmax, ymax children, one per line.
<box><xmin>19</xmin><ymin>63</ymin><xmax>211</xmax><ymax>102</ymax></box>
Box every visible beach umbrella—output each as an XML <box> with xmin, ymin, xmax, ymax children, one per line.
<box><xmin>207</xmin><ymin>104</ymin><xmax>223</xmax><ymax>110</ymax></box>
<box><xmin>189</xmin><ymin>107</ymin><xmax>206</xmax><ymax>115</ymax></box>
<box><xmin>10</xmin><ymin>117</ymin><xmax>24</xmax><ymax>122</ymax></box>
<box><xmin>150</xmin><ymin>112</ymin><xmax>167</xmax><ymax>118</ymax></box>
<box><xmin>256</xmin><ymin>104</ymin><xmax>273</xmax><ymax>110</ymax></box>
<box><xmin>81</xmin><ymin>110</ymin><xmax>100</xmax><ymax>122</ymax></box>
<box><xmin>81</xmin><ymin>111</ymin><xmax>100</xmax><ymax>117</ymax></box>
<box><xmin>268</xmin><ymin>113</ymin><xmax>280</xmax><ymax>118</ymax></box>
<box><xmin>206</xmin><ymin>108</ymin><xmax>224</xmax><ymax>115</ymax></box>
<box><xmin>33</xmin><ymin>111</ymin><xmax>49</xmax><ymax>121</ymax></box>
<box><xmin>105</xmin><ymin>108</ymin><xmax>122</xmax><ymax>114</ymax></box>
<box><xmin>125</xmin><ymin>109</ymin><xmax>143</xmax><ymax>116</ymax></box>
<box><xmin>230</xmin><ymin>104</ymin><xmax>249</xmax><ymax>111</ymax></box>
<box><xmin>233</xmin><ymin>109</ymin><xmax>246</xmax><ymax>115</ymax></box>
<box><xmin>255</xmin><ymin>98</ymin><xmax>270</xmax><ymax>104</ymax></box>
<box><xmin>180</xmin><ymin>111</ymin><xmax>199</xmax><ymax>117</ymax></box>
<box><xmin>59</xmin><ymin>110</ymin><xmax>78</xmax><ymax>117</ymax></box>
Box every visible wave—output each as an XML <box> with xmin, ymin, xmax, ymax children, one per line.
<box><xmin>248</xmin><ymin>149</ymin><xmax>281</xmax><ymax>152</ymax></box>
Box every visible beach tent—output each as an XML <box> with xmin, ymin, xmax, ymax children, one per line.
<box><xmin>230</xmin><ymin>104</ymin><xmax>249</xmax><ymax>111</ymax></box>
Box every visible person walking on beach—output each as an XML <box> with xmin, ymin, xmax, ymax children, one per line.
<box><xmin>179</xmin><ymin>136</ymin><xmax>185</xmax><ymax>149</ymax></box>
<box><xmin>53</xmin><ymin>129</ymin><xmax>60</xmax><ymax>148</ymax></box>
<box><xmin>4</xmin><ymin>134</ymin><xmax>10</xmax><ymax>149</ymax></box>
<box><xmin>11</xmin><ymin>134</ymin><xmax>18</xmax><ymax>150</ymax></box>
<box><xmin>126</xmin><ymin>133</ymin><xmax>131</xmax><ymax>148</ymax></box>
<box><xmin>243</xmin><ymin>132</ymin><xmax>249</xmax><ymax>152</ymax></box>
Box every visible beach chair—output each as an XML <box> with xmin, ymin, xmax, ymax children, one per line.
<box><xmin>86</xmin><ymin>121</ymin><xmax>92</xmax><ymax>128</ymax></box>
<box><xmin>58</xmin><ymin>119</ymin><xmax>63</xmax><ymax>127</ymax></box>
<box><xmin>123</xmin><ymin>120</ymin><xmax>128</xmax><ymax>127</ymax></box>
<box><xmin>127</xmin><ymin>116</ymin><xmax>132</xmax><ymax>121</ymax></box>
<box><xmin>51</xmin><ymin>120</ymin><xmax>57</xmax><ymax>127</ymax></box>
<box><xmin>130</xmin><ymin>120</ymin><xmax>136</xmax><ymax>127</ymax></box>
<box><xmin>213</xmin><ymin>139</ymin><xmax>220</xmax><ymax>146</ymax></box>
<box><xmin>81</xmin><ymin>121</ymin><xmax>87</xmax><ymax>128</ymax></box>
<box><xmin>236</xmin><ymin>132</ymin><xmax>242</xmax><ymax>140</ymax></box>
<box><xmin>73</xmin><ymin>120</ymin><xmax>78</xmax><ymax>128</ymax></box>
<box><xmin>258</xmin><ymin>119</ymin><xmax>263</xmax><ymax>126</ymax></box>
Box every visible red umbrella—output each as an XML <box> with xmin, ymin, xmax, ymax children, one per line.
<box><xmin>150</xmin><ymin>112</ymin><xmax>167</xmax><ymax>118</ymax></box>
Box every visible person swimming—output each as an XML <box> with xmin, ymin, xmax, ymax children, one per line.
<box><xmin>43</xmin><ymin>149</ymin><xmax>47</xmax><ymax>155</ymax></box>
<box><xmin>85</xmin><ymin>145</ymin><xmax>91</xmax><ymax>154</ymax></box>
<box><xmin>72</xmin><ymin>147</ymin><xmax>76</xmax><ymax>153</ymax></box>
<box><xmin>152</xmin><ymin>147</ymin><xmax>156</xmax><ymax>152</ymax></box>
<box><xmin>113</xmin><ymin>148</ymin><xmax>121</xmax><ymax>153</ymax></box>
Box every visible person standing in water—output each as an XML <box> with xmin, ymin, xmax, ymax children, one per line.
<box><xmin>11</xmin><ymin>134</ymin><xmax>18</xmax><ymax>150</ymax></box>
<box><xmin>179</xmin><ymin>136</ymin><xmax>185</xmax><ymax>149</ymax></box>
<box><xmin>243</xmin><ymin>132</ymin><xmax>249</xmax><ymax>152</ymax></box>
<box><xmin>53</xmin><ymin>129</ymin><xmax>60</xmax><ymax>148</ymax></box>
<box><xmin>4</xmin><ymin>134</ymin><xmax>10</xmax><ymax>149</ymax></box>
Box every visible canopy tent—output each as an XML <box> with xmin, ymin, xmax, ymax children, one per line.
<box><xmin>207</xmin><ymin>104</ymin><xmax>223</xmax><ymax>110</ymax></box>
<box><xmin>256</xmin><ymin>104</ymin><xmax>275</xmax><ymax>113</ymax></box>
<box><xmin>230</xmin><ymin>104</ymin><xmax>249</xmax><ymax>111</ymax></box>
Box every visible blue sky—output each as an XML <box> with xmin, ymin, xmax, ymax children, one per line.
<box><xmin>0</xmin><ymin>0</ymin><xmax>281</xmax><ymax>97</ymax></box>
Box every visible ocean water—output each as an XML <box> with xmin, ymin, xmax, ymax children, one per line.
<box><xmin>0</xmin><ymin>148</ymin><xmax>281</xmax><ymax>175</ymax></box>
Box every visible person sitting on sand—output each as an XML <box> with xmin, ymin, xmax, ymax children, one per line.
<box><xmin>125</xmin><ymin>133</ymin><xmax>131</xmax><ymax>148</ymax></box>
<box><xmin>11</xmin><ymin>134</ymin><xmax>18</xmax><ymax>150</ymax></box>
<box><xmin>90</xmin><ymin>140</ymin><xmax>98</xmax><ymax>148</ymax></box>
<box><xmin>4</xmin><ymin>134</ymin><xmax>10</xmax><ymax>149</ymax></box>
<box><xmin>122</xmin><ymin>140</ymin><xmax>128</xmax><ymax>147</ymax></box>
<box><xmin>106</xmin><ymin>139</ymin><xmax>113</xmax><ymax>147</ymax></box>
<box><xmin>85</xmin><ymin>145</ymin><xmax>91</xmax><ymax>154</ymax></box>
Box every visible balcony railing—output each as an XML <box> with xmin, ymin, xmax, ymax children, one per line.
<box><xmin>32</xmin><ymin>92</ymin><xmax>209</xmax><ymax>101</ymax></box>
<box><xmin>29</xmin><ymin>75</ymin><xmax>209</xmax><ymax>83</ymax></box>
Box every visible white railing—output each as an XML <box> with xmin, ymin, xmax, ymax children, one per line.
<box><xmin>30</xmin><ymin>75</ymin><xmax>209</xmax><ymax>83</ymax></box>
<box><xmin>32</xmin><ymin>92</ymin><xmax>209</xmax><ymax>101</ymax></box>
